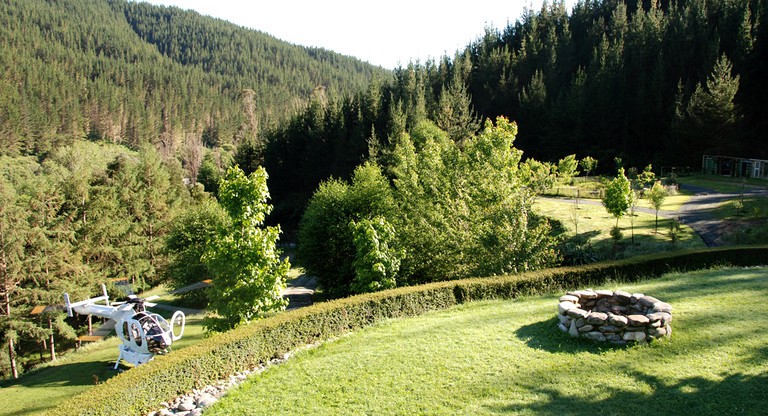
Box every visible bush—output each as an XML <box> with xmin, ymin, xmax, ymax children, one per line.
<box><xmin>51</xmin><ymin>246</ymin><xmax>768</xmax><ymax>416</ymax></box>
<box><xmin>298</xmin><ymin>163</ymin><xmax>395</xmax><ymax>298</ymax></box>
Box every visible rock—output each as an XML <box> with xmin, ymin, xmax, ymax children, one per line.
<box><xmin>558</xmin><ymin>322</ymin><xmax>569</xmax><ymax>332</ymax></box>
<box><xmin>197</xmin><ymin>393</ymin><xmax>218</xmax><ymax>408</ymax></box>
<box><xmin>610</xmin><ymin>305</ymin><xmax>628</xmax><ymax>314</ymax></box>
<box><xmin>190</xmin><ymin>410</ymin><xmax>204</xmax><ymax>416</ymax></box>
<box><xmin>583</xmin><ymin>331</ymin><xmax>607</xmax><ymax>342</ymax></box>
<box><xmin>659</xmin><ymin>312</ymin><xmax>672</xmax><ymax>326</ymax></box>
<box><xmin>630</xmin><ymin>293</ymin><xmax>644</xmax><ymax>303</ymax></box>
<box><xmin>567</xmin><ymin>308</ymin><xmax>589</xmax><ymax>319</ymax></box>
<box><xmin>558</xmin><ymin>314</ymin><xmax>571</xmax><ymax>325</ymax></box>
<box><xmin>560</xmin><ymin>294</ymin><xmax>579</xmax><ymax>303</ymax></box>
<box><xmin>595</xmin><ymin>289</ymin><xmax>614</xmax><ymax>298</ymax></box>
<box><xmin>558</xmin><ymin>301</ymin><xmax>577</xmax><ymax>314</ymax></box>
<box><xmin>586</xmin><ymin>312</ymin><xmax>608</xmax><ymax>325</ymax></box>
<box><xmin>598</xmin><ymin>325</ymin><xmax>620</xmax><ymax>333</ymax></box>
<box><xmin>613</xmin><ymin>290</ymin><xmax>632</xmax><ymax>302</ymax></box>
<box><xmin>569</xmin><ymin>320</ymin><xmax>580</xmax><ymax>338</ymax></box>
<box><xmin>638</xmin><ymin>295</ymin><xmax>661</xmax><ymax>308</ymax></box>
<box><xmin>574</xmin><ymin>318</ymin><xmax>587</xmax><ymax>328</ymax></box>
<box><xmin>652</xmin><ymin>302</ymin><xmax>673</xmax><ymax>313</ymax></box>
<box><xmin>578</xmin><ymin>324</ymin><xmax>595</xmax><ymax>333</ymax></box>
<box><xmin>622</xmin><ymin>331</ymin><xmax>647</xmax><ymax>342</ymax></box>
<box><xmin>646</xmin><ymin>312</ymin><xmax>665</xmax><ymax>323</ymax></box>
<box><xmin>626</xmin><ymin>314</ymin><xmax>650</xmax><ymax>326</ymax></box>
<box><xmin>605</xmin><ymin>334</ymin><xmax>622</xmax><ymax>342</ymax></box>
<box><xmin>648</xmin><ymin>327</ymin><xmax>668</xmax><ymax>337</ymax></box>
<box><xmin>665</xmin><ymin>324</ymin><xmax>672</xmax><ymax>338</ymax></box>
<box><xmin>575</xmin><ymin>289</ymin><xmax>598</xmax><ymax>299</ymax></box>
<box><xmin>178</xmin><ymin>399</ymin><xmax>196</xmax><ymax>412</ymax></box>
<box><xmin>607</xmin><ymin>314</ymin><xmax>628</xmax><ymax>327</ymax></box>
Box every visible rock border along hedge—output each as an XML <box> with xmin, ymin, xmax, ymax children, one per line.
<box><xmin>557</xmin><ymin>289</ymin><xmax>672</xmax><ymax>345</ymax></box>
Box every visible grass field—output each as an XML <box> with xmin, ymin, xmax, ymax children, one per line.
<box><xmin>534</xmin><ymin>198</ymin><xmax>705</xmax><ymax>259</ymax></box>
<box><xmin>678</xmin><ymin>174</ymin><xmax>768</xmax><ymax>194</ymax></box>
<box><xmin>207</xmin><ymin>267</ymin><xmax>768</xmax><ymax>415</ymax></box>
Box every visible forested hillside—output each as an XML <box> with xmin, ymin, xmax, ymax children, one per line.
<box><xmin>254</xmin><ymin>0</ymin><xmax>768</xmax><ymax>229</ymax></box>
<box><xmin>457</xmin><ymin>0</ymin><xmax>766</xmax><ymax>166</ymax></box>
<box><xmin>0</xmin><ymin>0</ymin><xmax>386</xmax><ymax>157</ymax></box>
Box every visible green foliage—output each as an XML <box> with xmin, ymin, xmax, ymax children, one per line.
<box><xmin>520</xmin><ymin>158</ymin><xmax>557</xmax><ymax>194</ymax></box>
<box><xmin>300</xmin><ymin>118</ymin><xmax>559</xmax><ymax>295</ymax></box>
<box><xmin>579</xmin><ymin>156</ymin><xmax>598</xmax><ymax>178</ymax></box>
<box><xmin>435</xmin><ymin>72</ymin><xmax>481</xmax><ymax>145</ymax></box>
<box><xmin>668</xmin><ymin>219</ymin><xmax>683</xmax><ymax>246</ymax></box>
<box><xmin>637</xmin><ymin>165</ymin><xmax>656</xmax><ymax>188</ymax></box>
<box><xmin>298</xmin><ymin>163</ymin><xmax>395</xmax><ymax>298</ymax></box>
<box><xmin>676</xmin><ymin>54</ymin><xmax>742</xmax><ymax>162</ymax></box>
<box><xmin>350</xmin><ymin>217</ymin><xmax>402</xmax><ymax>294</ymax></box>
<box><xmin>165</xmin><ymin>199</ymin><xmax>228</xmax><ymax>305</ymax></box>
<box><xmin>0</xmin><ymin>0</ymin><xmax>386</xmax><ymax>157</ymax></box>
<box><xmin>610</xmin><ymin>225</ymin><xmax>623</xmax><ymax>241</ymax></box>
<box><xmin>556</xmin><ymin>154</ymin><xmax>579</xmax><ymax>183</ymax></box>
<box><xmin>646</xmin><ymin>181</ymin><xmax>668</xmax><ymax>233</ymax></box>
<box><xmin>48</xmin><ymin>247</ymin><xmax>768</xmax><ymax>415</ymax></box>
<box><xmin>0</xmin><ymin>144</ymin><xmax>180</xmax><ymax>378</ymax></box>
<box><xmin>602</xmin><ymin>168</ymin><xmax>633</xmax><ymax>227</ymax></box>
<box><xmin>392</xmin><ymin>117</ymin><xmax>560</xmax><ymax>283</ymax></box>
<box><xmin>203</xmin><ymin>166</ymin><xmax>290</xmax><ymax>332</ymax></box>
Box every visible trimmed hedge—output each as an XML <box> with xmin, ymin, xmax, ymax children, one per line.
<box><xmin>51</xmin><ymin>246</ymin><xmax>768</xmax><ymax>415</ymax></box>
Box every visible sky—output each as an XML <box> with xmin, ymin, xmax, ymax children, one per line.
<box><xmin>141</xmin><ymin>0</ymin><xmax>577</xmax><ymax>69</ymax></box>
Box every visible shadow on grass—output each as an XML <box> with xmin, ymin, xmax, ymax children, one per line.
<box><xmin>0</xmin><ymin>360</ymin><xmax>122</xmax><ymax>389</ymax></box>
<box><xmin>514</xmin><ymin>317</ymin><xmax>626</xmax><ymax>354</ymax></box>
<box><xmin>489</xmin><ymin>370</ymin><xmax>768</xmax><ymax>415</ymax></box>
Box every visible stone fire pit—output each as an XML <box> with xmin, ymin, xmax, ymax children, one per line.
<box><xmin>557</xmin><ymin>289</ymin><xmax>672</xmax><ymax>345</ymax></box>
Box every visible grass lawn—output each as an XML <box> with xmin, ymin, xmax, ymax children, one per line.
<box><xmin>207</xmin><ymin>267</ymin><xmax>768</xmax><ymax>415</ymax></box>
<box><xmin>0</xmin><ymin>314</ymin><xmax>206</xmax><ymax>416</ymax></box>
<box><xmin>678</xmin><ymin>174</ymin><xmax>768</xmax><ymax>194</ymax></box>
<box><xmin>534</xmin><ymin>198</ymin><xmax>705</xmax><ymax>258</ymax></box>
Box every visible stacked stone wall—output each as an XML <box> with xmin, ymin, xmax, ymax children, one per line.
<box><xmin>557</xmin><ymin>289</ymin><xmax>672</xmax><ymax>345</ymax></box>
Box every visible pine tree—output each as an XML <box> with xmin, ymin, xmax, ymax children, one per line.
<box><xmin>681</xmin><ymin>54</ymin><xmax>741</xmax><ymax>160</ymax></box>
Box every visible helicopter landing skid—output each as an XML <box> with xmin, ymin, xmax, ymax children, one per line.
<box><xmin>115</xmin><ymin>344</ymin><xmax>154</xmax><ymax>370</ymax></box>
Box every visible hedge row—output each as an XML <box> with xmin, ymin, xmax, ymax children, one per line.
<box><xmin>52</xmin><ymin>246</ymin><xmax>768</xmax><ymax>415</ymax></box>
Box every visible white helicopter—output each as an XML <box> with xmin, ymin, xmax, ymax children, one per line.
<box><xmin>63</xmin><ymin>284</ymin><xmax>186</xmax><ymax>370</ymax></box>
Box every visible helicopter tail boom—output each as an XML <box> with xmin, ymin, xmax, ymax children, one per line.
<box><xmin>64</xmin><ymin>284</ymin><xmax>110</xmax><ymax>318</ymax></box>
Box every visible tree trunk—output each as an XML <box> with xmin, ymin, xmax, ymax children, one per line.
<box><xmin>8</xmin><ymin>338</ymin><xmax>18</xmax><ymax>379</ymax></box>
<box><xmin>48</xmin><ymin>318</ymin><xmax>56</xmax><ymax>361</ymax></box>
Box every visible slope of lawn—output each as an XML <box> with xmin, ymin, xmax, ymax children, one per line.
<box><xmin>207</xmin><ymin>267</ymin><xmax>768</xmax><ymax>415</ymax></box>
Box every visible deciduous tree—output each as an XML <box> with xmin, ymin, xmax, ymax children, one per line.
<box><xmin>203</xmin><ymin>166</ymin><xmax>289</xmax><ymax>332</ymax></box>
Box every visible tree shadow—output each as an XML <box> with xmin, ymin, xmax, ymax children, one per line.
<box><xmin>1</xmin><ymin>360</ymin><xmax>124</xmax><ymax>389</ymax></box>
<box><xmin>488</xmin><ymin>370</ymin><xmax>768</xmax><ymax>415</ymax></box>
<box><xmin>514</xmin><ymin>317</ymin><xmax>626</xmax><ymax>354</ymax></box>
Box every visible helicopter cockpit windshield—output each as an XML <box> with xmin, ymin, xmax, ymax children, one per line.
<box><xmin>133</xmin><ymin>312</ymin><xmax>173</xmax><ymax>353</ymax></box>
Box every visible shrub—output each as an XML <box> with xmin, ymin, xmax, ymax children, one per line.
<box><xmin>298</xmin><ymin>163</ymin><xmax>395</xmax><ymax>298</ymax></box>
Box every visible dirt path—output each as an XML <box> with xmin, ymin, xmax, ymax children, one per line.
<box><xmin>283</xmin><ymin>274</ymin><xmax>317</xmax><ymax>309</ymax></box>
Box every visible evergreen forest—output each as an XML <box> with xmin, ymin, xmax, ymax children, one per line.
<box><xmin>2</xmin><ymin>0</ymin><xmax>768</xmax><ymax>379</ymax></box>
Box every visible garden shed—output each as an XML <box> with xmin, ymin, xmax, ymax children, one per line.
<box><xmin>701</xmin><ymin>155</ymin><xmax>768</xmax><ymax>179</ymax></box>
